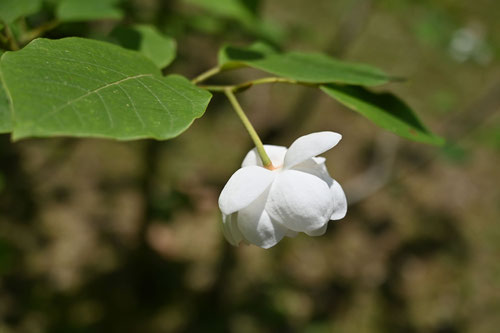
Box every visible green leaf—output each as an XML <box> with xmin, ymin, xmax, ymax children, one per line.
<box><xmin>182</xmin><ymin>0</ymin><xmax>283</xmax><ymax>44</ymax></box>
<box><xmin>218</xmin><ymin>44</ymin><xmax>389</xmax><ymax>86</ymax></box>
<box><xmin>111</xmin><ymin>25</ymin><xmax>177</xmax><ymax>69</ymax></box>
<box><xmin>0</xmin><ymin>79</ymin><xmax>12</xmax><ymax>134</ymax></box>
<box><xmin>0</xmin><ymin>52</ymin><xmax>12</xmax><ymax>133</ymax></box>
<box><xmin>321</xmin><ymin>84</ymin><xmax>444</xmax><ymax>145</ymax></box>
<box><xmin>56</xmin><ymin>0</ymin><xmax>123</xmax><ymax>22</ymax></box>
<box><xmin>183</xmin><ymin>0</ymin><xmax>257</xmax><ymax>24</ymax></box>
<box><xmin>0</xmin><ymin>0</ymin><xmax>42</xmax><ymax>23</ymax></box>
<box><xmin>1</xmin><ymin>37</ymin><xmax>212</xmax><ymax>141</ymax></box>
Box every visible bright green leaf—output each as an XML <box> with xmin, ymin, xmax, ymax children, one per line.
<box><xmin>111</xmin><ymin>25</ymin><xmax>177</xmax><ymax>69</ymax></box>
<box><xmin>1</xmin><ymin>38</ymin><xmax>212</xmax><ymax>141</ymax></box>
<box><xmin>321</xmin><ymin>84</ymin><xmax>444</xmax><ymax>145</ymax></box>
<box><xmin>57</xmin><ymin>0</ymin><xmax>123</xmax><ymax>22</ymax></box>
<box><xmin>218</xmin><ymin>44</ymin><xmax>389</xmax><ymax>86</ymax></box>
<box><xmin>0</xmin><ymin>0</ymin><xmax>42</xmax><ymax>23</ymax></box>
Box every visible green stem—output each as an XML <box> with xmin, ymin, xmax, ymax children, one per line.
<box><xmin>1</xmin><ymin>22</ymin><xmax>19</xmax><ymax>50</ymax></box>
<box><xmin>20</xmin><ymin>20</ymin><xmax>60</xmax><ymax>44</ymax></box>
<box><xmin>191</xmin><ymin>66</ymin><xmax>222</xmax><ymax>84</ymax></box>
<box><xmin>0</xmin><ymin>32</ymin><xmax>8</xmax><ymax>45</ymax></box>
<box><xmin>224</xmin><ymin>88</ymin><xmax>273</xmax><ymax>169</ymax></box>
<box><xmin>199</xmin><ymin>77</ymin><xmax>316</xmax><ymax>93</ymax></box>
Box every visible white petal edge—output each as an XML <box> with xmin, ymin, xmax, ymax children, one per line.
<box><xmin>284</xmin><ymin>132</ymin><xmax>341</xmax><ymax>169</ymax></box>
<box><xmin>330</xmin><ymin>180</ymin><xmax>347</xmax><ymax>220</ymax></box>
<box><xmin>293</xmin><ymin>157</ymin><xmax>347</xmax><ymax>220</ymax></box>
<box><xmin>266</xmin><ymin>169</ymin><xmax>334</xmax><ymax>233</ymax></box>
<box><xmin>237</xmin><ymin>192</ymin><xmax>287</xmax><ymax>249</ymax></box>
<box><xmin>222</xmin><ymin>213</ymin><xmax>243</xmax><ymax>246</ymax></box>
<box><xmin>305</xmin><ymin>223</ymin><xmax>328</xmax><ymax>236</ymax></box>
<box><xmin>241</xmin><ymin>145</ymin><xmax>287</xmax><ymax>168</ymax></box>
<box><xmin>292</xmin><ymin>157</ymin><xmax>332</xmax><ymax>185</ymax></box>
<box><xmin>218</xmin><ymin>166</ymin><xmax>275</xmax><ymax>215</ymax></box>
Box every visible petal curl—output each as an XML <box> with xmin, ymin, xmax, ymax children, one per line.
<box><xmin>292</xmin><ymin>157</ymin><xmax>332</xmax><ymax>185</ymax></box>
<box><xmin>294</xmin><ymin>158</ymin><xmax>347</xmax><ymax>220</ymax></box>
<box><xmin>242</xmin><ymin>145</ymin><xmax>287</xmax><ymax>168</ymax></box>
<box><xmin>305</xmin><ymin>223</ymin><xmax>328</xmax><ymax>236</ymax></box>
<box><xmin>222</xmin><ymin>213</ymin><xmax>243</xmax><ymax>246</ymax></box>
<box><xmin>237</xmin><ymin>192</ymin><xmax>287</xmax><ymax>249</ymax></box>
<box><xmin>330</xmin><ymin>180</ymin><xmax>347</xmax><ymax>220</ymax></box>
<box><xmin>284</xmin><ymin>132</ymin><xmax>341</xmax><ymax>169</ymax></box>
<box><xmin>219</xmin><ymin>166</ymin><xmax>275</xmax><ymax>215</ymax></box>
<box><xmin>266</xmin><ymin>170</ymin><xmax>334</xmax><ymax>233</ymax></box>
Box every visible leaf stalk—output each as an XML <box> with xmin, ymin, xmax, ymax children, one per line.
<box><xmin>199</xmin><ymin>77</ymin><xmax>317</xmax><ymax>93</ymax></box>
<box><xmin>191</xmin><ymin>66</ymin><xmax>222</xmax><ymax>84</ymax></box>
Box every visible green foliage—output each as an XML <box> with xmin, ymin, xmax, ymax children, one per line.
<box><xmin>218</xmin><ymin>44</ymin><xmax>389</xmax><ymax>86</ymax></box>
<box><xmin>0</xmin><ymin>50</ymin><xmax>11</xmax><ymax>134</ymax></box>
<box><xmin>184</xmin><ymin>0</ymin><xmax>258</xmax><ymax>23</ymax></box>
<box><xmin>111</xmin><ymin>25</ymin><xmax>177</xmax><ymax>69</ymax></box>
<box><xmin>56</xmin><ymin>0</ymin><xmax>123</xmax><ymax>22</ymax></box>
<box><xmin>0</xmin><ymin>0</ymin><xmax>443</xmax><ymax>146</ymax></box>
<box><xmin>0</xmin><ymin>82</ymin><xmax>11</xmax><ymax>134</ymax></box>
<box><xmin>321</xmin><ymin>84</ymin><xmax>445</xmax><ymax>145</ymax></box>
<box><xmin>0</xmin><ymin>0</ymin><xmax>42</xmax><ymax>23</ymax></box>
<box><xmin>0</xmin><ymin>38</ymin><xmax>211</xmax><ymax>140</ymax></box>
<box><xmin>182</xmin><ymin>0</ymin><xmax>283</xmax><ymax>44</ymax></box>
<box><xmin>0</xmin><ymin>77</ymin><xmax>11</xmax><ymax>134</ymax></box>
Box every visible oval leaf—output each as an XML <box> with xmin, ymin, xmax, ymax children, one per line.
<box><xmin>57</xmin><ymin>0</ymin><xmax>123</xmax><ymax>22</ymax></box>
<box><xmin>111</xmin><ymin>25</ymin><xmax>176</xmax><ymax>69</ymax></box>
<box><xmin>321</xmin><ymin>84</ymin><xmax>444</xmax><ymax>145</ymax></box>
<box><xmin>218</xmin><ymin>44</ymin><xmax>389</xmax><ymax>86</ymax></box>
<box><xmin>0</xmin><ymin>37</ymin><xmax>212</xmax><ymax>140</ymax></box>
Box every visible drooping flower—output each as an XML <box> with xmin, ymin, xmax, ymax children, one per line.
<box><xmin>218</xmin><ymin>131</ymin><xmax>347</xmax><ymax>249</ymax></box>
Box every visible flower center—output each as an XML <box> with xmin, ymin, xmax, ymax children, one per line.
<box><xmin>266</xmin><ymin>164</ymin><xmax>283</xmax><ymax>171</ymax></box>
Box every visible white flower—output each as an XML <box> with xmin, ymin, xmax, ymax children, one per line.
<box><xmin>218</xmin><ymin>131</ymin><xmax>347</xmax><ymax>249</ymax></box>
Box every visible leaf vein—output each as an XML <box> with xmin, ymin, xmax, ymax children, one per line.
<box><xmin>38</xmin><ymin>74</ymin><xmax>154</xmax><ymax>124</ymax></box>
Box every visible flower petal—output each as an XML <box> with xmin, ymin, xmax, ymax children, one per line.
<box><xmin>237</xmin><ymin>192</ymin><xmax>287</xmax><ymax>249</ymax></box>
<box><xmin>330</xmin><ymin>180</ymin><xmax>347</xmax><ymax>220</ymax></box>
<box><xmin>294</xmin><ymin>158</ymin><xmax>347</xmax><ymax>220</ymax></box>
<box><xmin>266</xmin><ymin>170</ymin><xmax>334</xmax><ymax>233</ymax></box>
<box><xmin>222</xmin><ymin>213</ymin><xmax>243</xmax><ymax>246</ymax></box>
<box><xmin>242</xmin><ymin>145</ymin><xmax>287</xmax><ymax>168</ymax></box>
<box><xmin>284</xmin><ymin>132</ymin><xmax>341</xmax><ymax>169</ymax></box>
<box><xmin>305</xmin><ymin>223</ymin><xmax>328</xmax><ymax>236</ymax></box>
<box><xmin>292</xmin><ymin>157</ymin><xmax>332</xmax><ymax>185</ymax></box>
<box><xmin>218</xmin><ymin>166</ymin><xmax>275</xmax><ymax>215</ymax></box>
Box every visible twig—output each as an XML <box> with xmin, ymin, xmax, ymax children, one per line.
<box><xmin>20</xmin><ymin>20</ymin><xmax>60</xmax><ymax>44</ymax></box>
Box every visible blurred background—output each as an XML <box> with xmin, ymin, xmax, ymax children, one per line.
<box><xmin>1</xmin><ymin>0</ymin><xmax>499</xmax><ymax>332</ymax></box>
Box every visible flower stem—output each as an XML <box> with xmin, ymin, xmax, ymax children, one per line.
<box><xmin>224</xmin><ymin>88</ymin><xmax>273</xmax><ymax>169</ymax></box>
<box><xmin>191</xmin><ymin>66</ymin><xmax>222</xmax><ymax>84</ymax></box>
